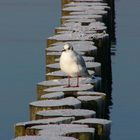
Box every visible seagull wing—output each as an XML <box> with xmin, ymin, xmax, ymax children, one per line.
<box><xmin>73</xmin><ymin>51</ymin><xmax>90</xmax><ymax>76</ymax></box>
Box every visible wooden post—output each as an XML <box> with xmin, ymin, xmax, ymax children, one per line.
<box><xmin>14</xmin><ymin>0</ymin><xmax>115</xmax><ymax>139</ymax></box>
<box><xmin>72</xmin><ymin>118</ymin><xmax>111</xmax><ymax>140</ymax></box>
<box><xmin>15</xmin><ymin>117</ymin><xmax>75</xmax><ymax>137</ymax></box>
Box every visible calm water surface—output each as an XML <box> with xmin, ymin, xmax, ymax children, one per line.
<box><xmin>0</xmin><ymin>0</ymin><xmax>140</xmax><ymax>140</ymax></box>
<box><xmin>0</xmin><ymin>0</ymin><xmax>60</xmax><ymax>139</ymax></box>
<box><xmin>111</xmin><ymin>0</ymin><xmax>140</xmax><ymax>140</ymax></box>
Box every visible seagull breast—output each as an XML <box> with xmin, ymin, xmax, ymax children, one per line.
<box><xmin>60</xmin><ymin>49</ymin><xmax>89</xmax><ymax>77</ymax></box>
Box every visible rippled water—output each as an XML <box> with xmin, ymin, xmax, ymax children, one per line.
<box><xmin>0</xmin><ymin>0</ymin><xmax>140</xmax><ymax>140</ymax></box>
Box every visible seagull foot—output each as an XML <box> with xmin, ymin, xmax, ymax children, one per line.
<box><xmin>70</xmin><ymin>85</ymin><xmax>79</xmax><ymax>88</ymax></box>
<box><xmin>63</xmin><ymin>85</ymin><xmax>79</xmax><ymax>88</ymax></box>
<box><xmin>63</xmin><ymin>85</ymin><xmax>71</xmax><ymax>88</ymax></box>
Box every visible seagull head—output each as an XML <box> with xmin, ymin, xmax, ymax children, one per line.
<box><xmin>62</xmin><ymin>43</ymin><xmax>73</xmax><ymax>52</ymax></box>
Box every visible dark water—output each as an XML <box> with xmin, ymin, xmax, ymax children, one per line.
<box><xmin>0</xmin><ymin>0</ymin><xmax>60</xmax><ymax>139</ymax></box>
<box><xmin>0</xmin><ymin>0</ymin><xmax>140</xmax><ymax>140</ymax></box>
<box><xmin>111</xmin><ymin>0</ymin><xmax>140</xmax><ymax>140</ymax></box>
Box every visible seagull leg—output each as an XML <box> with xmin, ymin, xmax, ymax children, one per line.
<box><xmin>76</xmin><ymin>75</ymin><xmax>80</xmax><ymax>87</ymax></box>
<box><xmin>68</xmin><ymin>75</ymin><xmax>71</xmax><ymax>87</ymax></box>
<box><xmin>64</xmin><ymin>75</ymin><xmax>71</xmax><ymax>88</ymax></box>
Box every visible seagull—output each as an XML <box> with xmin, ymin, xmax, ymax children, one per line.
<box><xmin>60</xmin><ymin>43</ymin><xmax>90</xmax><ymax>87</ymax></box>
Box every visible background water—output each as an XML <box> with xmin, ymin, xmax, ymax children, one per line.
<box><xmin>0</xmin><ymin>0</ymin><xmax>140</xmax><ymax>140</ymax></box>
<box><xmin>0</xmin><ymin>0</ymin><xmax>60</xmax><ymax>139</ymax></box>
<box><xmin>111</xmin><ymin>0</ymin><xmax>140</xmax><ymax>140</ymax></box>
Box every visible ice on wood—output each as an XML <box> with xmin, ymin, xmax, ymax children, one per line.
<box><xmin>13</xmin><ymin>136</ymin><xmax>78</xmax><ymax>140</ymax></box>
<box><xmin>63</xmin><ymin>5</ymin><xmax>109</xmax><ymax>11</ymax></box>
<box><xmin>51</xmin><ymin>41</ymin><xmax>94</xmax><ymax>46</ymax></box>
<box><xmin>78</xmin><ymin>0</ymin><xmax>104</xmax><ymax>1</ymax></box>
<box><xmin>69</xmin><ymin>10</ymin><xmax>108</xmax><ymax>16</ymax></box>
<box><xmin>37</xmin><ymin>79</ymin><xmax>63</xmax><ymax>87</ymax></box>
<box><xmin>46</xmin><ymin>42</ymin><xmax>97</xmax><ymax>52</ymax></box>
<box><xmin>30</xmin><ymin>97</ymin><xmax>81</xmax><ymax>109</ymax></box>
<box><xmin>38</xmin><ymin>124</ymin><xmax>95</xmax><ymax>137</ymax></box>
<box><xmin>63</xmin><ymin>8</ymin><xmax>108</xmax><ymax>16</ymax></box>
<box><xmin>38</xmin><ymin>77</ymin><xmax>95</xmax><ymax>87</ymax></box>
<box><xmin>77</xmin><ymin>95</ymin><xmax>102</xmax><ymax>102</ymax></box>
<box><xmin>77</xmin><ymin>91</ymin><xmax>106</xmax><ymax>98</ymax></box>
<box><xmin>16</xmin><ymin>117</ymin><xmax>75</xmax><ymax>127</ymax></box>
<box><xmin>72</xmin><ymin>118</ymin><xmax>111</xmax><ymax>126</ymax></box>
<box><xmin>44</xmin><ymin>84</ymin><xmax>93</xmax><ymax>93</ymax></box>
<box><xmin>31</xmin><ymin>124</ymin><xmax>89</xmax><ymax>130</ymax></box>
<box><xmin>58</xmin><ymin>30</ymin><xmax>97</xmax><ymax>35</ymax></box>
<box><xmin>15</xmin><ymin>117</ymin><xmax>75</xmax><ymax>136</ymax></box>
<box><xmin>36</xmin><ymin>109</ymin><xmax>96</xmax><ymax>119</ymax></box>
<box><xmin>48</xmin><ymin>32</ymin><xmax>108</xmax><ymax>41</ymax></box>
<box><xmin>64</xmin><ymin>2</ymin><xmax>108</xmax><ymax>7</ymax></box>
<box><xmin>61</xmin><ymin>14</ymin><xmax>102</xmax><ymax>20</ymax></box>
<box><xmin>72</xmin><ymin>118</ymin><xmax>111</xmax><ymax>139</ymax></box>
<box><xmin>57</xmin><ymin>22</ymin><xmax>107</xmax><ymax>32</ymax></box>
<box><xmin>41</xmin><ymin>92</ymin><xmax>64</xmax><ymax>100</ymax></box>
<box><xmin>63</xmin><ymin>22</ymin><xmax>105</xmax><ymax>28</ymax></box>
<box><xmin>63</xmin><ymin>18</ymin><xmax>96</xmax><ymax>23</ymax></box>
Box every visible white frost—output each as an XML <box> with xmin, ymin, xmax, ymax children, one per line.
<box><xmin>36</xmin><ymin>109</ymin><xmax>96</xmax><ymax>118</ymax></box>
<box><xmin>13</xmin><ymin>136</ymin><xmax>78</xmax><ymax>140</ymax></box>
<box><xmin>30</xmin><ymin>97</ymin><xmax>81</xmax><ymax>109</ymax></box>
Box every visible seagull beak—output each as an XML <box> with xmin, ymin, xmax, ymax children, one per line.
<box><xmin>62</xmin><ymin>49</ymin><xmax>65</xmax><ymax>52</ymax></box>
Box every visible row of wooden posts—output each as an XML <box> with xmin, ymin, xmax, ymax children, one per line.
<box><xmin>13</xmin><ymin>0</ymin><xmax>115</xmax><ymax>140</ymax></box>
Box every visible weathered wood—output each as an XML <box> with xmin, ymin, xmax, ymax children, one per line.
<box><xmin>61</xmin><ymin>14</ymin><xmax>103</xmax><ymax>24</ymax></box>
<box><xmin>40</xmin><ymin>92</ymin><xmax>64</xmax><ymax>100</ymax></box>
<box><xmin>26</xmin><ymin>124</ymin><xmax>88</xmax><ymax>135</ymax></box>
<box><xmin>46</xmin><ymin>52</ymin><xmax>60</xmax><ymax>65</ymax></box>
<box><xmin>48</xmin><ymin>40</ymin><xmax>95</xmax><ymax>48</ymax></box>
<box><xmin>13</xmin><ymin>136</ymin><xmax>78</xmax><ymax>140</ymax></box>
<box><xmin>55</xmin><ymin>22</ymin><xmax>107</xmax><ymax>34</ymax></box>
<box><xmin>37</xmin><ymin>124</ymin><xmax>95</xmax><ymax>140</ymax></box>
<box><xmin>47</xmin><ymin>45</ymin><xmax>97</xmax><ymax>54</ymax></box>
<box><xmin>72</xmin><ymin>118</ymin><xmax>111</xmax><ymax>140</ymax></box>
<box><xmin>14</xmin><ymin>0</ymin><xmax>114</xmax><ymax>139</ymax></box>
<box><xmin>44</xmin><ymin>84</ymin><xmax>94</xmax><ymax>95</ymax></box>
<box><xmin>77</xmin><ymin>96</ymin><xmax>104</xmax><ymax>117</ymax></box>
<box><xmin>15</xmin><ymin>117</ymin><xmax>75</xmax><ymax>137</ymax></box>
<box><xmin>37</xmin><ymin>80</ymin><xmax>63</xmax><ymax>100</ymax></box>
<box><xmin>35</xmin><ymin>109</ymin><xmax>96</xmax><ymax>120</ymax></box>
<box><xmin>46</xmin><ymin>42</ymin><xmax>97</xmax><ymax>54</ymax></box>
<box><xmin>48</xmin><ymin>31</ymin><xmax>108</xmax><ymax>41</ymax></box>
<box><xmin>62</xmin><ymin>6</ymin><xmax>108</xmax><ymax>17</ymax></box>
<box><xmin>64</xmin><ymin>2</ymin><xmax>108</xmax><ymax>7</ymax></box>
<box><xmin>37</xmin><ymin>77</ymin><xmax>100</xmax><ymax>99</ymax></box>
<box><xmin>61</xmin><ymin>2</ymin><xmax>111</xmax><ymax>40</ymax></box>
<box><xmin>61</xmin><ymin>18</ymin><xmax>96</xmax><ymax>25</ymax></box>
<box><xmin>61</xmin><ymin>0</ymin><xmax>106</xmax><ymax>8</ymax></box>
<box><xmin>76</xmin><ymin>91</ymin><xmax>106</xmax><ymax>99</ymax></box>
<box><xmin>57</xmin><ymin>30</ymin><xmax>97</xmax><ymax>36</ymax></box>
<box><xmin>47</xmin><ymin>32</ymin><xmax>109</xmax><ymax>47</ymax></box>
<box><xmin>76</xmin><ymin>91</ymin><xmax>106</xmax><ymax>116</ymax></box>
<box><xmin>29</xmin><ymin>97</ymin><xmax>81</xmax><ymax>120</ymax></box>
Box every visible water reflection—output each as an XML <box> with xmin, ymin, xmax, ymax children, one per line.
<box><xmin>98</xmin><ymin>0</ymin><xmax>116</xmax><ymax>121</ymax></box>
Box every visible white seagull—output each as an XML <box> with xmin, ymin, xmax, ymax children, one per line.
<box><xmin>60</xmin><ymin>43</ymin><xmax>90</xmax><ymax>87</ymax></box>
